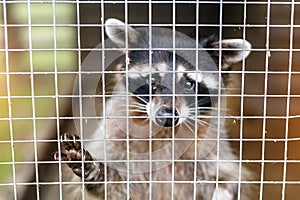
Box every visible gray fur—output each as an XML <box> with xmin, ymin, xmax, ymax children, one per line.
<box><xmin>60</xmin><ymin>18</ymin><xmax>256</xmax><ymax>199</ymax></box>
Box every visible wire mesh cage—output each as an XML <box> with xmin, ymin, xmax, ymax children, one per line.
<box><xmin>0</xmin><ymin>1</ymin><xmax>300</xmax><ymax>200</ymax></box>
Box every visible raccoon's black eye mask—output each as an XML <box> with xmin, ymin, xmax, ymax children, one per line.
<box><xmin>195</xmin><ymin>82</ymin><xmax>212</xmax><ymax>109</ymax></box>
<box><xmin>128</xmin><ymin>75</ymin><xmax>212</xmax><ymax>110</ymax></box>
<box><xmin>129</xmin><ymin>76</ymin><xmax>159</xmax><ymax>102</ymax></box>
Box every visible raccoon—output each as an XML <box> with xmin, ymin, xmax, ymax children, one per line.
<box><xmin>54</xmin><ymin>18</ymin><xmax>255</xmax><ymax>199</ymax></box>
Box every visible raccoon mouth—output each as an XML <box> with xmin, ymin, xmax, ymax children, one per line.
<box><xmin>154</xmin><ymin>106</ymin><xmax>180</xmax><ymax>127</ymax></box>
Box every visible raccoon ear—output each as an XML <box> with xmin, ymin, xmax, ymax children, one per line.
<box><xmin>211</xmin><ymin>39</ymin><xmax>252</xmax><ymax>70</ymax></box>
<box><xmin>105</xmin><ymin>18</ymin><xmax>140</xmax><ymax>47</ymax></box>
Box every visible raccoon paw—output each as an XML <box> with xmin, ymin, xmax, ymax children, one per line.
<box><xmin>54</xmin><ymin>133</ymin><xmax>94</xmax><ymax>178</ymax></box>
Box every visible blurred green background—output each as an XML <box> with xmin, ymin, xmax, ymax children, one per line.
<box><xmin>0</xmin><ymin>2</ymin><xmax>77</xmax><ymax>197</ymax></box>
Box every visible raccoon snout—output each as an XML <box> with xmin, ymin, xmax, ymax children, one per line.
<box><xmin>155</xmin><ymin>107</ymin><xmax>179</xmax><ymax>127</ymax></box>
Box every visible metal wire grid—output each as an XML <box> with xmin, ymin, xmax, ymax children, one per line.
<box><xmin>0</xmin><ymin>0</ymin><xmax>299</xmax><ymax>200</ymax></box>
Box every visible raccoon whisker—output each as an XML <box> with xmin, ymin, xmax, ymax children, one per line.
<box><xmin>130</xmin><ymin>102</ymin><xmax>147</xmax><ymax>108</ymax></box>
<box><xmin>188</xmin><ymin>111</ymin><xmax>196</xmax><ymax>117</ymax></box>
<box><xmin>188</xmin><ymin>106</ymin><xmax>227</xmax><ymax>112</ymax></box>
<box><xmin>187</xmin><ymin>109</ymin><xmax>204</xmax><ymax>116</ymax></box>
<box><xmin>127</xmin><ymin>108</ymin><xmax>148</xmax><ymax>113</ymax></box>
<box><xmin>196</xmin><ymin>118</ymin><xmax>215</xmax><ymax>128</ymax></box>
<box><xmin>128</xmin><ymin>105</ymin><xmax>147</xmax><ymax>110</ymax></box>
<box><xmin>119</xmin><ymin>104</ymin><xmax>145</xmax><ymax>109</ymax></box>
<box><xmin>184</xmin><ymin>119</ymin><xmax>197</xmax><ymax>128</ymax></box>
<box><xmin>104</xmin><ymin>91</ymin><xmax>142</xmax><ymax>97</ymax></box>
<box><xmin>185</xmin><ymin>115</ymin><xmax>212</xmax><ymax>128</ymax></box>
<box><xmin>182</xmin><ymin>120</ymin><xmax>196</xmax><ymax>134</ymax></box>
<box><xmin>118</xmin><ymin>108</ymin><xmax>148</xmax><ymax>114</ymax></box>
<box><xmin>133</xmin><ymin>96</ymin><xmax>148</xmax><ymax>104</ymax></box>
<box><xmin>185</xmin><ymin>118</ymin><xmax>207</xmax><ymax>129</ymax></box>
<box><xmin>129</xmin><ymin>106</ymin><xmax>147</xmax><ymax>112</ymax></box>
<box><xmin>184</xmin><ymin>118</ymin><xmax>196</xmax><ymax>125</ymax></box>
<box><xmin>117</xmin><ymin>105</ymin><xmax>146</xmax><ymax>112</ymax></box>
<box><xmin>129</xmin><ymin>109</ymin><xmax>148</xmax><ymax>113</ymax></box>
<box><xmin>189</xmin><ymin>107</ymin><xmax>210</xmax><ymax>111</ymax></box>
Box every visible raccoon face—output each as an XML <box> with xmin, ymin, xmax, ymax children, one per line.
<box><xmin>105</xmin><ymin>18</ymin><xmax>251</xmax><ymax>128</ymax></box>
<box><xmin>130</xmin><ymin>72</ymin><xmax>212</xmax><ymax>127</ymax></box>
<box><xmin>125</xmin><ymin>50</ymin><xmax>214</xmax><ymax>128</ymax></box>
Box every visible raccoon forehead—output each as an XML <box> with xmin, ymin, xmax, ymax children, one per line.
<box><xmin>127</xmin><ymin>63</ymin><xmax>169</xmax><ymax>79</ymax></box>
<box><xmin>128</xmin><ymin>62</ymin><xmax>193</xmax><ymax>79</ymax></box>
<box><xmin>127</xmin><ymin>62</ymin><xmax>218</xmax><ymax>89</ymax></box>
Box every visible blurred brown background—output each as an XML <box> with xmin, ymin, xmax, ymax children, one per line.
<box><xmin>0</xmin><ymin>1</ymin><xmax>299</xmax><ymax>199</ymax></box>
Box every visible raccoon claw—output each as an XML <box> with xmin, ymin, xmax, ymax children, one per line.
<box><xmin>54</xmin><ymin>133</ymin><xmax>83</xmax><ymax>161</ymax></box>
<box><xmin>53</xmin><ymin>151</ymin><xmax>68</xmax><ymax>161</ymax></box>
<box><xmin>54</xmin><ymin>133</ymin><xmax>94</xmax><ymax>178</ymax></box>
<box><xmin>60</xmin><ymin>132</ymin><xmax>81</xmax><ymax>151</ymax></box>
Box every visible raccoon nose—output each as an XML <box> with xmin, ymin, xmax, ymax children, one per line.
<box><xmin>155</xmin><ymin>107</ymin><xmax>179</xmax><ymax>127</ymax></box>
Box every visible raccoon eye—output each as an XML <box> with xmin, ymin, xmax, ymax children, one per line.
<box><xmin>146</xmin><ymin>77</ymin><xmax>157</xmax><ymax>91</ymax></box>
<box><xmin>184</xmin><ymin>81</ymin><xmax>195</xmax><ymax>92</ymax></box>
